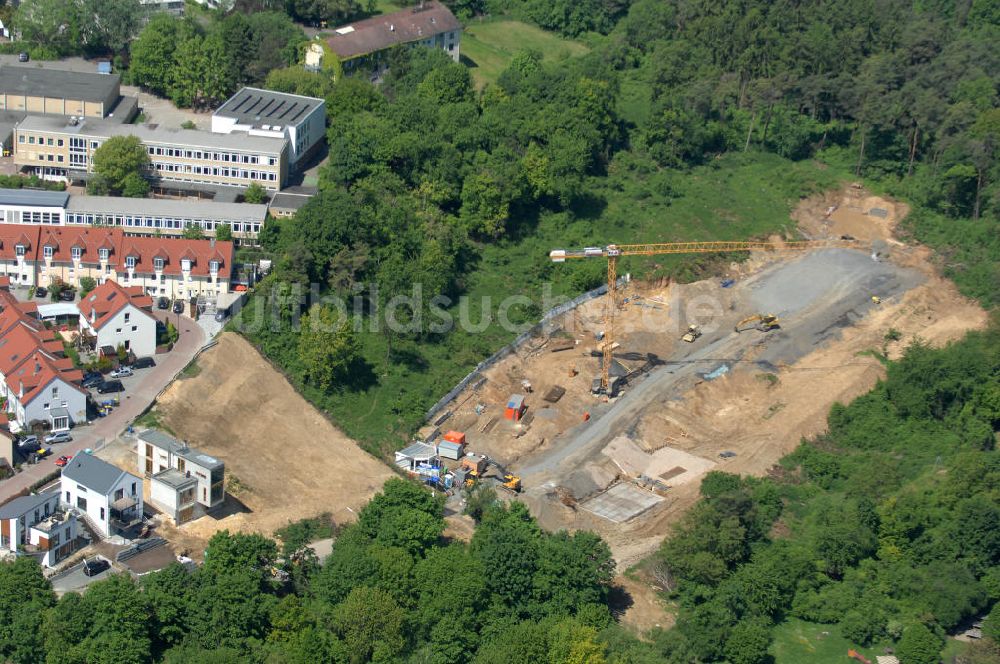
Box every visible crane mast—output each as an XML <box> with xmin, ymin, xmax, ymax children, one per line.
<box><xmin>549</xmin><ymin>240</ymin><xmax>859</xmax><ymax>394</ymax></box>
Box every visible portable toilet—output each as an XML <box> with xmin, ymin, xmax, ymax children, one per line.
<box><xmin>504</xmin><ymin>394</ymin><xmax>526</xmax><ymax>421</ymax></box>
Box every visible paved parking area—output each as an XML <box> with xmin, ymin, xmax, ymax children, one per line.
<box><xmin>580</xmin><ymin>482</ymin><xmax>664</xmax><ymax>524</ymax></box>
<box><xmin>50</xmin><ymin>560</ymin><xmax>111</xmax><ymax>595</ymax></box>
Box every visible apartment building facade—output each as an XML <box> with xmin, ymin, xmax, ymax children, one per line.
<box><xmin>0</xmin><ymin>224</ymin><xmax>235</xmax><ymax>300</ymax></box>
<box><xmin>14</xmin><ymin>115</ymin><xmax>288</xmax><ymax>191</ymax></box>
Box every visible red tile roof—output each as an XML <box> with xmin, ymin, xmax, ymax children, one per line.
<box><xmin>0</xmin><ymin>224</ymin><xmax>232</xmax><ymax>278</ymax></box>
<box><xmin>118</xmin><ymin>235</ymin><xmax>233</xmax><ymax>277</ymax></box>
<box><xmin>6</xmin><ymin>350</ymin><xmax>84</xmax><ymax>405</ymax></box>
<box><xmin>39</xmin><ymin>227</ymin><xmax>126</xmax><ymax>266</ymax></box>
<box><xmin>78</xmin><ymin>280</ymin><xmax>155</xmax><ymax>332</ymax></box>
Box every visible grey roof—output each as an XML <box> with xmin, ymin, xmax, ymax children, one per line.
<box><xmin>268</xmin><ymin>192</ymin><xmax>312</xmax><ymax>211</ymax></box>
<box><xmin>67</xmin><ymin>195</ymin><xmax>267</xmax><ymax>222</ymax></box>
<box><xmin>397</xmin><ymin>442</ymin><xmax>437</xmax><ymax>459</ymax></box>
<box><xmin>61</xmin><ymin>453</ymin><xmax>134</xmax><ymax>495</ymax></box>
<box><xmin>0</xmin><ymin>66</ymin><xmax>120</xmax><ymax>104</ymax></box>
<box><xmin>0</xmin><ymin>188</ymin><xmax>69</xmax><ymax>208</ymax></box>
<box><xmin>138</xmin><ymin>429</ymin><xmax>223</xmax><ymax>471</ymax></box>
<box><xmin>327</xmin><ymin>1</ymin><xmax>461</xmax><ymax>60</ymax></box>
<box><xmin>16</xmin><ymin>115</ymin><xmax>287</xmax><ymax>154</ymax></box>
<box><xmin>213</xmin><ymin>87</ymin><xmax>324</xmax><ymax>128</ymax></box>
<box><xmin>0</xmin><ymin>489</ymin><xmax>57</xmax><ymax>519</ymax></box>
<box><xmin>151</xmin><ymin>467</ymin><xmax>197</xmax><ymax>491</ymax></box>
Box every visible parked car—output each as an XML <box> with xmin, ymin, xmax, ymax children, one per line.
<box><xmin>54</xmin><ymin>455</ymin><xmax>73</xmax><ymax>467</ymax></box>
<box><xmin>132</xmin><ymin>357</ymin><xmax>155</xmax><ymax>369</ymax></box>
<box><xmin>109</xmin><ymin>366</ymin><xmax>133</xmax><ymax>378</ymax></box>
<box><xmin>34</xmin><ymin>286</ymin><xmax>47</xmax><ymax>298</ymax></box>
<box><xmin>58</xmin><ymin>289</ymin><xmax>76</xmax><ymax>302</ymax></box>
<box><xmin>82</xmin><ymin>558</ymin><xmax>110</xmax><ymax>577</ymax></box>
<box><xmin>157</xmin><ymin>297</ymin><xmax>170</xmax><ymax>310</ymax></box>
<box><xmin>172</xmin><ymin>300</ymin><xmax>184</xmax><ymax>314</ymax></box>
<box><xmin>82</xmin><ymin>370</ymin><xmax>102</xmax><ymax>382</ymax></box>
<box><xmin>82</xmin><ymin>374</ymin><xmax>104</xmax><ymax>388</ymax></box>
<box><xmin>96</xmin><ymin>380</ymin><xmax>124</xmax><ymax>394</ymax></box>
<box><xmin>214</xmin><ymin>310</ymin><xmax>227</xmax><ymax>322</ymax></box>
<box><xmin>17</xmin><ymin>52</ymin><xmax>28</xmax><ymax>62</ymax></box>
<box><xmin>719</xmin><ymin>451</ymin><xmax>737</xmax><ymax>459</ymax></box>
<box><xmin>18</xmin><ymin>435</ymin><xmax>38</xmax><ymax>448</ymax></box>
<box><xmin>44</xmin><ymin>431</ymin><xmax>72</xmax><ymax>444</ymax></box>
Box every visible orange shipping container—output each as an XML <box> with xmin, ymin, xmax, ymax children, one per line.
<box><xmin>444</xmin><ymin>431</ymin><xmax>466</xmax><ymax>445</ymax></box>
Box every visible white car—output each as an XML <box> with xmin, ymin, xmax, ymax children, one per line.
<box><xmin>109</xmin><ymin>366</ymin><xmax>133</xmax><ymax>378</ymax></box>
<box><xmin>44</xmin><ymin>432</ymin><xmax>72</xmax><ymax>444</ymax></box>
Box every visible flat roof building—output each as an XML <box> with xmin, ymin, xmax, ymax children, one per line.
<box><xmin>212</xmin><ymin>87</ymin><xmax>326</xmax><ymax>168</ymax></box>
<box><xmin>326</xmin><ymin>1</ymin><xmax>461</xmax><ymax>65</ymax></box>
<box><xmin>0</xmin><ymin>66</ymin><xmax>123</xmax><ymax>119</ymax></box>
<box><xmin>0</xmin><ymin>188</ymin><xmax>267</xmax><ymax>244</ymax></box>
<box><xmin>14</xmin><ymin>114</ymin><xmax>288</xmax><ymax>191</ymax></box>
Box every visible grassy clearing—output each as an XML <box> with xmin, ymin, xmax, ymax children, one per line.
<box><xmin>461</xmin><ymin>20</ymin><xmax>590</xmax><ymax>87</ymax></box>
<box><xmin>270</xmin><ymin>152</ymin><xmax>842</xmax><ymax>455</ymax></box>
<box><xmin>770</xmin><ymin>619</ymin><xmax>891</xmax><ymax>664</ymax></box>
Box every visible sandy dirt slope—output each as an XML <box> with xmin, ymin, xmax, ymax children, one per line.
<box><xmin>149</xmin><ymin>333</ymin><xmax>394</xmax><ymax>554</ymax></box>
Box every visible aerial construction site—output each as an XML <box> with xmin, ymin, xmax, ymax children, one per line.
<box><xmin>433</xmin><ymin>185</ymin><xmax>988</xmax><ymax>569</ymax></box>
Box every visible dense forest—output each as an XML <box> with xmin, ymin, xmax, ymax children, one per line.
<box><xmin>650</xmin><ymin>324</ymin><xmax>1000</xmax><ymax>663</ymax></box>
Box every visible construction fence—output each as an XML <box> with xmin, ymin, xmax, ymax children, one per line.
<box><xmin>424</xmin><ymin>281</ymin><xmax>614</xmax><ymax>424</ymax></box>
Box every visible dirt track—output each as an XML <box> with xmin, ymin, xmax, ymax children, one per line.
<box><xmin>436</xmin><ymin>185</ymin><xmax>988</xmax><ymax>581</ymax></box>
<box><xmin>147</xmin><ymin>333</ymin><xmax>394</xmax><ymax>554</ymax></box>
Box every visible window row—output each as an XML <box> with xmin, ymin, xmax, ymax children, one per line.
<box><xmin>146</xmin><ymin>146</ymin><xmax>277</xmax><ymax>166</ymax></box>
<box><xmin>149</xmin><ymin>161</ymin><xmax>278</xmax><ymax>182</ymax></box>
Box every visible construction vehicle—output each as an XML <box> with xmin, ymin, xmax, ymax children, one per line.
<box><xmin>549</xmin><ymin>239</ymin><xmax>859</xmax><ymax>394</ymax></box>
<box><xmin>681</xmin><ymin>324</ymin><xmax>702</xmax><ymax>342</ymax></box>
<box><xmin>462</xmin><ymin>454</ymin><xmax>522</xmax><ymax>493</ymax></box>
<box><xmin>734</xmin><ymin>313</ymin><xmax>780</xmax><ymax>333</ymax></box>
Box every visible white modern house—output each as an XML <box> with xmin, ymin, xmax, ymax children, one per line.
<box><xmin>211</xmin><ymin>87</ymin><xmax>326</xmax><ymax>169</ymax></box>
<box><xmin>138</xmin><ymin>429</ymin><xmax>224</xmax><ymax>523</ymax></box>
<box><xmin>77</xmin><ymin>280</ymin><xmax>158</xmax><ymax>359</ymax></box>
<box><xmin>60</xmin><ymin>453</ymin><xmax>142</xmax><ymax>538</ymax></box>
<box><xmin>0</xmin><ymin>490</ymin><xmax>78</xmax><ymax>567</ymax></box>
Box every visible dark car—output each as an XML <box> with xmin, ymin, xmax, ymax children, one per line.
<box><xmin>96</xmin><ymin>380</ymin><xmax>124</xmax><ymax>394</ymax></box>
<box><xmin>157</xmin><ymin>297</ymin><xmax>169</xmax><ymax>310</ymax></box>
<box><xmin>82</xmin><ymin>558</ymin><xmax>110</xmax><ymax>577</ymax></box>
<box><xmin>172</xmin><ymin>300</ymin><xmax>184</xmax><ymax>314</ymax></box>
<box><xmin>58</xmin><ymin>289</ymin><xmax>76</xmax><ymax>302</ymax></box>
<box><xmin>82</xmin><ymin>374</ymin><xmax>104</xmax><ymax>388</ymax></box>
<box><xmin>82</xmin><ymin>370</ymin><xmax>102</xmax><ymax>382</ymax></box>
<box><xmin>132</xmin><ymin>357</ymin><xmax>155</xmax><ymax>369</ymax></box>
<box><xmin>214</xmin><ymin>310</ymin><xmax>227</xmax><ymax>322</ymax></box>
<box><xmin>17</xmin><ymin>52</ymin><xmax>29</xmax><ymax>63</ymax></box>
<box><xmin>34</xmin><ymin>286</ymin><xmax>47</xmax><ymax>298</ymax></box>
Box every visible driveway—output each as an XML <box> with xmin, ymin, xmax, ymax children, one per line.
<box><xmin>50</xmin><ymin>560</ymin><xmax>111</xmax><ymax>595</ymax></box>
<box><xmin>0</xmin><ymin>317</ymin><xmax>206</xmax><ymax>503</ymax></box>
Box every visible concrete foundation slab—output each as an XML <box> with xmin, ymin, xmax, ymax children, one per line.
<box><xmin>581</xmin><ymin>482</ymin><xmax>663</xmax><ymax>523</ymax></box>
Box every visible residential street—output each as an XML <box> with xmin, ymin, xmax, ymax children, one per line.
<box><xmin>0</xmin><ymin>315</ymin><xmax>206</xmax><ymax>503</ymax></box>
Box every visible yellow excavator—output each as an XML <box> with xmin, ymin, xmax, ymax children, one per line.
<box><xmin>734</xmin><ymin>313</ymin><xmax>780</xmax><ymax>333</ymax></box>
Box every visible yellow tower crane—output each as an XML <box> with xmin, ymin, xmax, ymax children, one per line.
<box><xmin>549</xmin><ymin>240</ymin><xmax>859</xmax><ymax>394</ymax></box>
